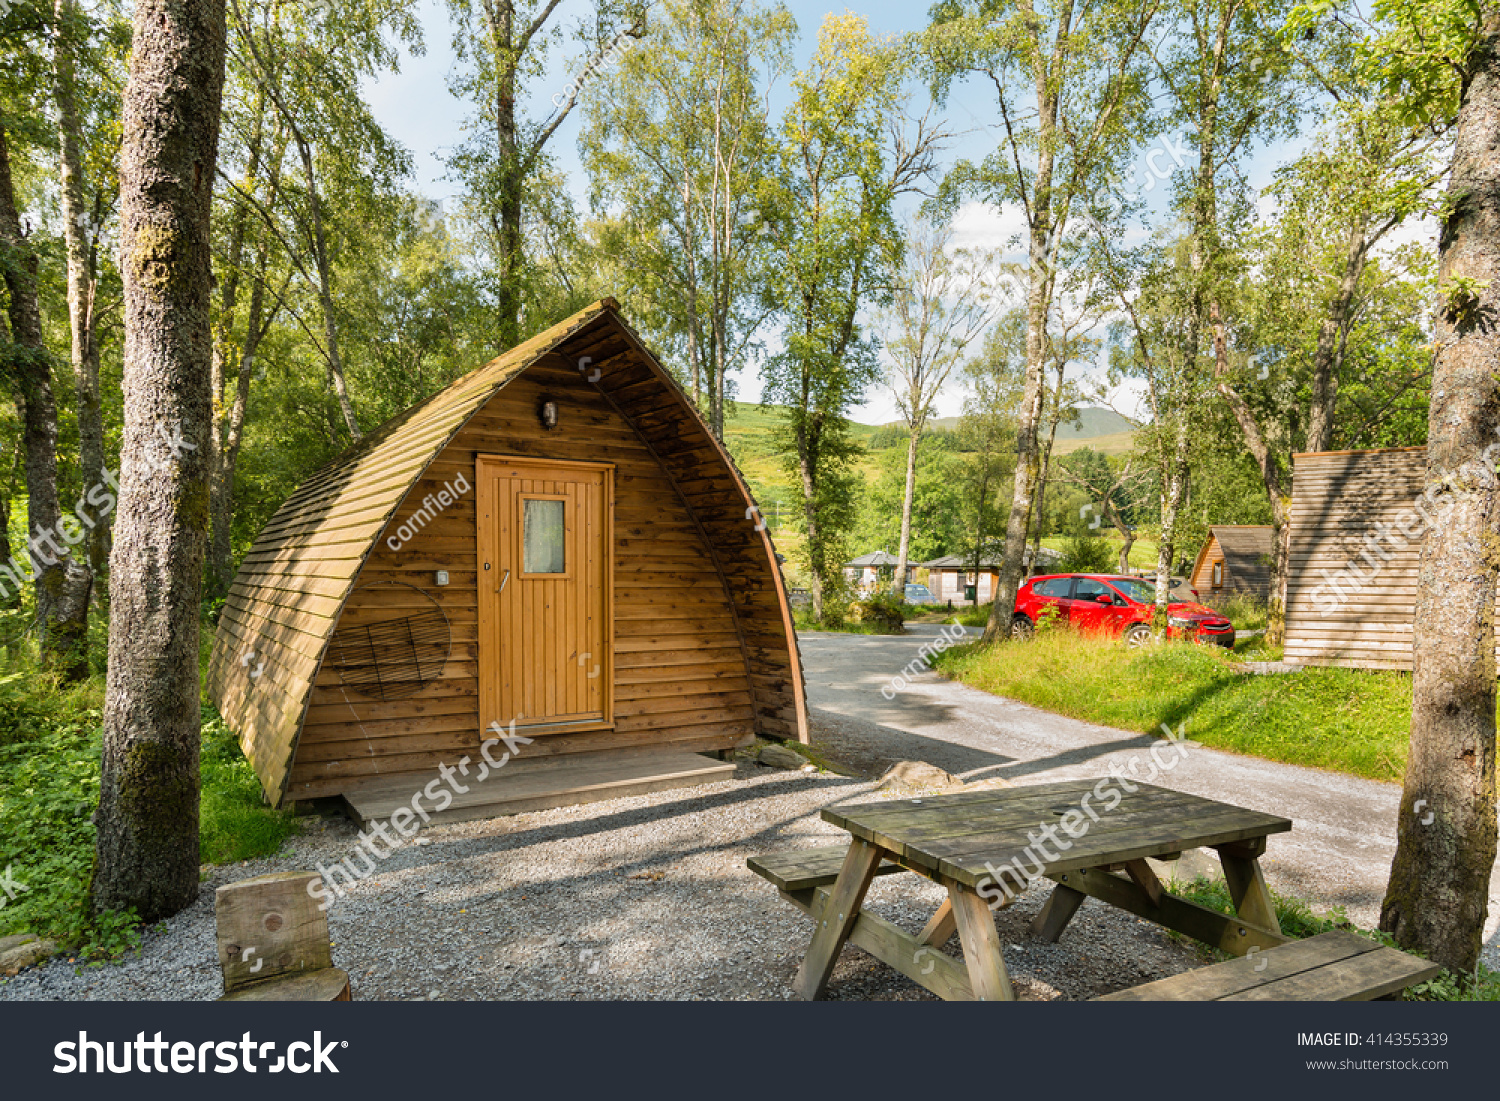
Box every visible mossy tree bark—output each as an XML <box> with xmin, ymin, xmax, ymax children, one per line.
<box><xmin>1379</xmin><ymin>22</ymin><xmax>1500</xmax><ymax>976</ymax></box>
<box><xmin>93</xmin><ymin>0</ymin><xmax>227</xmax><ymax>922</ymax></box>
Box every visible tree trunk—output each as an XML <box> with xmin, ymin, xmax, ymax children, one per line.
<box><xmin>894</xmin><ymin>423</ymin><xmax>921</xmax><ymax>598</ymax></box>
<box><xmin>0</xmin><ymin>480</ymin><xmax>18</xmax><ymax>660</ymax></box>
<box><xmin>1379</xmin><ymin>24</ymin><xmax>1500</xmax><ymax>975</ymax></box>
<box><xmin>298</xmin><ymin>139</ymin><xmax>360</xmax><ymax>440</ymax></box>
<box><xmin>54</xmin><ymin>0</ymin><xmax>108</xmax><ymax>585</ymax></box>
<box><xmin>1212</xmin><ymin>300</ymin><xmax>1291</xmax><ymax>645</ymax></box>
<box><xmin>93</xmin><ymin>0</ymin><xmax>226</xmax><ymax>922</ymax></box>
<box><xmin>983</xmin><ymin>36</ymin><xmax>1059</xmax><ymax>645</ymax></box>
<box><xmin>1305</xmin><ymin>217</ymin><xmax>1370</xmax><ymax>453</ymax></box>
<box><xmin>796</xmin><ymin>425</ymin><xmax>824</xmax><ymax>622</ymax></box>
<box><xmin>1154</xmin><ymin>413</ymin><xmax>1190</xmax><ymax>626</ymax></box>
<box><xmin>209</xmin><ymin>244</ymin><xmax>271</xmax><ymax>596</ymax></box>
<box><xmin>1029</xmin><ymin>360</ymin><xmax>1066</xmax><ymax>574</ymax></box>
<box><xmin>0</xmin><ymin>125</ymin><xmax>91</xmax><ymax>678</ymax></box>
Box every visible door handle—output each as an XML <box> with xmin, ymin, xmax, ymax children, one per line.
<box><xmin>496</xmin><ymin>569</ymin><xmax>510</xmax><ymax>596</ymax></box>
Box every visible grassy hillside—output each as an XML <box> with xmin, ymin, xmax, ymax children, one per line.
<box><xmin>1053</xmin><ymin>429</ymin><xmax>1137</xmax><ymax>456</ymax></box>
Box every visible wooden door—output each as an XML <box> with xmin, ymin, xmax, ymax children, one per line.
<box><xmin>477</xmin><ymin>455</ymin><xmax>613</xmax><ymax>735</ymax></box>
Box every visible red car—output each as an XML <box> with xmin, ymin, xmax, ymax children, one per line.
<box><xmin>1012</xmin><ymin>573</ymin><xmax>1235</xmax><ymax>648</ymax></box>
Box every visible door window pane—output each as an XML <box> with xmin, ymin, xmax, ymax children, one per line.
<box><xmin>523</xmin><ymin>498</ymin><xmax>566</xmax><ymax>573</ymax></box>
<box><xmin>1074</xmin><ymin>578</ymin><xmax>1111</xmax><ymax>601</ymax></box>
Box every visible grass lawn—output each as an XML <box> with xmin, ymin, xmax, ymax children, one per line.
<box><xmin>930</xmin><ymin>627</ymin><xmax>1413</xmax><ymax>782</ymax></box>
<box><xmin>0</xmin><ymin>645</ymin><xmax>297</xmax><ymax>957</ymax></box>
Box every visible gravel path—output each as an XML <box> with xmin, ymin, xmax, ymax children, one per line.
<box><xmin>0</xmin><ymin>764</ymin><xmax>1203</xmax><ymax>1001</ymax></box>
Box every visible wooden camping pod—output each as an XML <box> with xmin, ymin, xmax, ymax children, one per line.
<box><xmin>207</xmin><ymin>300</ymin><xmax>808</xmax><ymax>807</ymax></box>
<box><xmin>1189</xmin><ymin>526</ymin><xmax>1273</xmax><ymax>604</ymax></box>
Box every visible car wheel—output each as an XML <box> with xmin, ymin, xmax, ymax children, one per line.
<box><xmin>1011</xmin><ymin>614</ymin><xmax>1034</xmax><ymax>641</ymax></box>
<box><xmin>1124</xmin><ymin>623</ymin><xmax>1151</xmax><ymax>648</ymax></box>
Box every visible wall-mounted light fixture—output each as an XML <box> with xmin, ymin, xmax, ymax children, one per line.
<box><xmin>435</xmin><ymin>570</ymin><xmax>449</xmax><ymax>586</ymax></box>
<box><xmin>538</xmin><ymin>399</ymin><xmax>559</xmax><ymax>430</ymax></box>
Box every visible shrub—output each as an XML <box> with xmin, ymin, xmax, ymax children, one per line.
<box><xmin>1056</xmin><ymin>532</ymin><xmax>1115</xmax><ymax>574</ymax></box>
<box><xmin>848</xmin><ymin>593</ymin><xmax>906</xmax><ymax>634</ymax></box>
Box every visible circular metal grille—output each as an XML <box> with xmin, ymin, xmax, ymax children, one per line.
<box><xmin>326</xmin><ymin>581</ymin><xmax>452</xmax><ymax>701</ymax></box>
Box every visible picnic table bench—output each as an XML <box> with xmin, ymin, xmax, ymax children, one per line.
<box><xmin>749</xmin><ymin>780</ymin><xmax>1437</xmax><ymax>1002</ymax></box>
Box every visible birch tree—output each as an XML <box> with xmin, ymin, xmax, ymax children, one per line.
<box><xmin>880</xmin><ymin>217</ymin><xmax>999</xmax><ymax>597</ymax></box>
<box><xmin>760</xmin><ymin>13</ymin><xmax>945</xmax><ymax>621</ymax></box>
<box><xmin>926</xmin><ymin>0</ymin><xmax>1162</xmax><ymax>644</ymax></box>
<box><xmin>581</xmin><ymin>0</ymin><xmax>792</xmax><ymax>436</ymax></box>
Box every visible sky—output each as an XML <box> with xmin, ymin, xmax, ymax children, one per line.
<box><xmin>358</xmin><ymin>1</ymin><xmax>1377</xmax><ymax>427</ymax></box>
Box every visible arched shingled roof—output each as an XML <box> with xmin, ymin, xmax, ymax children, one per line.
<box><xmin>207</xmin><ymin>299</ymin><xmax>808</xmax><ymax>805</ymax></box>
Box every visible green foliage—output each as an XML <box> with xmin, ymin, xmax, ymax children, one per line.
<box><xmin>847</xmin><ymin>592</ymin><xmax>906</xmax><ymax>634</ymax></box>
<box><xmin>759</xmin><ymin>12</ymin><xmax>926</xmax><ymax>606</ymax></box>
<box><xmin>1290</xmin><ymin>0</ymin><xmax>1488</xmax><ymax>127</ymax></box>
<box><xmin>954</xmin><ymin>601</ymin><xmax>994</xmax><ymax>627</ymax></box>
<box><xmin>1056</xmin><ymin>531</ymin><xmax>1115</xmax><ymax>574</ymax></box>
<box><xmin>0</xmin><ymin>682</ymin><xmax>139</xmax><ymax>959</ymax></box>
<box><xmin>1204</xmin><ymin>591</ymin><xmax>1269</xmax><ymax>632</ymax></box>
<box><xmin>932</xmin><ymin>628</ymin><xmax>1414</xmax><ymax>779</ymax></box>
<box><xmin>852</xmin><ymin>445</ymin><xmax>966</xmax><ymax>561</ymax></box>
<box><xmin>199</xmin><ymin>710</ymin><xmax>299</xmax><ymax>866</ymax></box>
<box><xmin>0</xmin><ymin>665</ymin><xmax>294</xmax><ymax>958</ymax></box>
<box><xmin>1440</xmin><ymin>275</ymin><xmax>1491</xmax><ymax>328</ymax></box>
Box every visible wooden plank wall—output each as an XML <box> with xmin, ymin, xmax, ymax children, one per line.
<box><xmin>582</xmin><ymin>327</ymin><xmax>807</xmax><ymax>746</ymax></box>
<box><xmin>205</xmin><ymin>316</ymin><xmax>574</xmax><ymax>800</ymax></box>
<box><xmin>1282</xmin><ymin>447</ymin><xmax>1498</xmax><ymax>670</ymax></box>
<box><xmin>286</xmin><ymin>350</ymin><xmax>768</xmax><ymax>799</ymax></box>
<box><xmin>1189</xmin><ymin>534</ymin><xmax>1223</xmax><ymax>595</ymax></box>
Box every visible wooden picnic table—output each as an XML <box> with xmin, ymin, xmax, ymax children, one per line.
<box><xmin>788</xmin><ymin>779</ymin><xmax>1293</xmax><ymax>1001</ymax></box>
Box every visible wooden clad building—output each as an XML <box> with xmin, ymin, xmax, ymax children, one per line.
<box><xmin>1284</xmin><ymin>446</ymin><xmax>1448</xmax><ymax>670</ymax></box>
<box><xmin>1189</xmin><ymin>526</ymin><xmax>1273</xmax><ymax>603</ymax></box>
<box><xmin>208</xmin><ymin>300</ymin><xmax>807</xmax><ymax>815</ymax></box>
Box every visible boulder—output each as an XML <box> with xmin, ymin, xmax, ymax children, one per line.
<box><xmin>873</xmin><ymin>759</ymin><xmax>994</xmax><ymax>796</ymax></box>
<box><xmin>758</xmin><ymin>744</ymin><xmax>808</xmax><ymax>770</ymax></box>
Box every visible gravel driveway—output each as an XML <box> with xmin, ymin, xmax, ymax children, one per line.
<box><xmin>3</xmin><ymin>622</ymin><xmax>1491</xmax><ymax>1000</ymax></box>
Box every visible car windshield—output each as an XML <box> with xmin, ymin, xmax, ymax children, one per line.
<box><xmin>1109</xmin><ymin>578</ymin><xmax>1156</xmax><ymax>603</ymax></box>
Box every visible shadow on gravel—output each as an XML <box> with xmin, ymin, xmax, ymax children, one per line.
<box><xmin>361</xmin><ymin>771</ymin><xmax>868</xmax><ymax>882</ymax></box>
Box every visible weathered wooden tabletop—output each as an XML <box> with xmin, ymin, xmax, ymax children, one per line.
<box><xmin>823</xmin><ymin>779</ymin><xmax>1292</xmax><ymax>892</ymax></box>
<box><xmin>790</xmin><ymin>780</ymin><xmax>1295</xmax><ymax>1001</ymax></box>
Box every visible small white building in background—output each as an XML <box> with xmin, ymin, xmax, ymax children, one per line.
<box><xmin>921</xmin><ymin>555</ymin><xmax>998</xmax><ymax>605</ymax></box>
<box><xmin>843</xmin><ymin>550</ymin><xmax>913</xmax><ymax>594</ymax></box>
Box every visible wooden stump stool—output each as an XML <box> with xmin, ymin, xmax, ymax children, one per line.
<box><xmin>215</xmin><ymin>871</ymin><xmax>352</xmax><ymax>1001</ymax></box>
